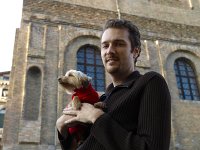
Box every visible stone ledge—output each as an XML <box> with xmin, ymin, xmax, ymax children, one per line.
<box><xmin>18</xmin><ymin>119</ymin><xmax>41</xmax><ymax>144</ymax></box>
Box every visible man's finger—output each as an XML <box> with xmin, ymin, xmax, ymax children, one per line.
<box><xmin>63</xmin><ymin>110</ymin><xmax>78</xmax><ymax>116</ymax></box>
<box><xmin>63</xmin><ymin>106</ymin><xmax>73</xmax><ymax>111</ymax></box>
<box><xmin>64</xmin><ymin>118</ymin><xmax>80</xmax><ymax>127</ymax></box>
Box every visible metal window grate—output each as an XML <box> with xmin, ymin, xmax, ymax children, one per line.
<box><xmin>174</xmin><ymin>58</ymin><xmax>200</xmax><ymax>101</ymax></box>
<box><xmin>77</xmin><ymin>45</ymin><xmax>105</xmax><ymax>91</ymax></box>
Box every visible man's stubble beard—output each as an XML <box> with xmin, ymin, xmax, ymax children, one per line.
<box><xmin>105</xmin><ymin>64</ymin><xmax>121</xmax><ymax>76</ymax></box>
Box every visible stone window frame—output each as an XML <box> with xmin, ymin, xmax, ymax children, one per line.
<box><xmin>23</xmin><ymin>66</ymin><xmax>42</xmax><ymax>121</ymax></box>
<box><xmin>166</xmin><ymin>50</ymin><xmax>200</xmax><ymax>102</ymax></box>
<box><xmin>64</xmin><ymin>34</ymin><xmax>110</xmax><ymax>90</ymax></box>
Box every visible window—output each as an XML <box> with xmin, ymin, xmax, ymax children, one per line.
<box><xmin>2</xmin><ymin>89</ymin><xmax>8</xmax><ymax>97</ymax></box>
<box><xmin>77</xmin><ymin>45</ymin><xmax>105</xmax><ymax>91</ymax></box>
<box><xmin>3</xmin><ymin>76</ymin><xmax>9</xmax><ymax>81</ymax></box>
<box><xmin>0</xmin><ymin>108</ymin><xmax>5</xmax><ymax>128</ymax></box>
<box><xmin>174</xmin><ymin>58</ymin><xmax>200</xmax><ymax>100</ymax></box>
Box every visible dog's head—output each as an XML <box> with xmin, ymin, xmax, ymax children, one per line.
<box><xmin>58</xmin><ymin>69</ymin><xmax>92</xmax><ymax>94</ymax></box>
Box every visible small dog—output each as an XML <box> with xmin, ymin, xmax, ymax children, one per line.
<box><xmin>57</xmin><ymin>69</ymin><xmax>104</xmax><ymax>148</ymax></box>
<box><xmin>58</xmin><ymin>69</ymin><xmax>99</xmax><ymax>104</ymax></box>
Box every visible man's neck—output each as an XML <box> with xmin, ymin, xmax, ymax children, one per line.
<box><xmin>111</xmin><ymin>71</ymin><xmax>134</xmax><ymax>87</ymax></box>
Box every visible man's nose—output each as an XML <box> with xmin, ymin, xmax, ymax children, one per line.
<box><xmin>107</xmin><ymin>44</ymin><xmax>115</xmax><ymax>54</ymax></box>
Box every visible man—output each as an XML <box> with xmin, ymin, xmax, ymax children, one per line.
<box><xmin>56</xmin><ymin>19</ymin><xmax>171</xmax><ymax>150</ymax></box>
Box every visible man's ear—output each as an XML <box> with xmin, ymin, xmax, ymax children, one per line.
<box><xmin>132</xmin><ymin>47</ymin><xmax>140</xmax><ymax>58</ymax></box>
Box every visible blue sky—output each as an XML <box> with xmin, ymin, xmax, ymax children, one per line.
<box><xmin>0</xmin><ymin>1</ymin><xmax>23</xmax><ymax>72</ymax></box>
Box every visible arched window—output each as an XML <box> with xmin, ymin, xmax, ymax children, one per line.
<box><xmin>77</xmin><ymin>45</ymin><xmax>105</xmax><ymax>91</ymax></box>
<box><xmin>23</xmin><ymin>66</ymin><xmax>42</xmax><ymax>120</ymax></box>
<box><xmin>174</xmin><ymin>58</ymin><xmax>200</xmax><ymax>100</ymax></box>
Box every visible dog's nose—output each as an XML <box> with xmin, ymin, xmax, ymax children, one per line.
<box><xmin>58</xmin><ymin>77</ymin><xmax>62</xmax><ymax>82</ymax></box>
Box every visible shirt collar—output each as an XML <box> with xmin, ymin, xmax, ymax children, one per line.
<box><xmin>105</xmin><ymin>70</ymin><xmax>141</xmax><ymax>94</ymax></box>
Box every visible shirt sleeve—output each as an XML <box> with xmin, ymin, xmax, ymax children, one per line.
<box><xmin>90</xmin><ymin>74</ymin><xmax>171</xmax><ymax>150</ymax></box>
<box><xmin>57</xmin><ymin>130</ymin><xmax>73</xmax><ymax>150</ymax></box>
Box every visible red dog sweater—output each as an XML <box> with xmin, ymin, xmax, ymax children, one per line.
<box><xmin>68</xmin><ymin>83</ymin><xmax>99</xmax><ymax>135</ymax></box>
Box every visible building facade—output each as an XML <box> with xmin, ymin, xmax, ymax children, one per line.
<box><xmin>0</xmin><ymin>71</ymin><xmax>10</xmax><ymax>150</ymax></box>
<box><xmin>2</xmin><ymin>0</ymin><xmax>200</xmax><ymax>149</ymax></box>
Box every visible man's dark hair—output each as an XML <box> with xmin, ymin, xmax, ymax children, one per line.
<box><xmin>102</xmin><ymin>19</ymin><xmax>141</xmax><ymax>64</ymax></box>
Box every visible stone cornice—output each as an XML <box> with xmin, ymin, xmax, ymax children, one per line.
<box><xmin>23</xmin><ymin>1</ymin><xmax>200</xmax><ymax>39</ymax></box>
<box><xmin>22</xmin><ymin>16</ymin><xmax>200</xmax><ymax>46</ymax></box>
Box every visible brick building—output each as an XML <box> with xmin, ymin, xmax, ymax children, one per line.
<box><xmin>2</xmin><ymin>0</ymin><xmax>200</xmax><ymax>150</ymax></box>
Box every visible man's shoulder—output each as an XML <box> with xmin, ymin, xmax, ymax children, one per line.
<box><xmin>142</xmin><ymin>71</ymin><xmax>164</xmax><ymax>80</ymax></box>
<box><xmin>140</xmin><ymin>71</ymin><xmax>168</xmax><ymax>88</ymax></box>
<box><xmin>135</xmin><ymin>71</ymin><xmax>166</xmax><ymax>87</ymax></box>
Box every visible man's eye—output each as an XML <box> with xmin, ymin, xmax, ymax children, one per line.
<box><xmin>115</xmin><ymin>42</ymin><xmax>125</xmax><ymax>47</ymax></box>
<box><xmin>101</xmin><ymin>44</ymin><xmax>109</xmax><ymax>49</ymax></box>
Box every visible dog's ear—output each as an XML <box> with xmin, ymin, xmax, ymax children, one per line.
<box><xmin>82</xmin><ymin>76</ymin><xmax>92</xmax><ymax>88</ymax></box>
<box><xmin>87</xmin><ymin>76</ymin><xmax>92</xmax><ymax>82</ymax></box>
<box><xmin>82</xmin><ymin>78</ymin><xmax>89</xmax><ymax>88</ymax></box>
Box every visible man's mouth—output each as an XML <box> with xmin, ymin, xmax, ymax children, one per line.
<box><xmin>106</xmin><ymin>58</ymin><xmax>118</xmax><ymax>63</ymax></box>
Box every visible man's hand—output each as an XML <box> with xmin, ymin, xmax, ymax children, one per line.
<box><xmin>56</xmin><ymin>114</ymin><xmax>74</xmax><ymax>138</ymax></box>
<box><xmin>63</xmin><ymin>103</ymin><xmax>104</xmax><ymax>126</ymax></box>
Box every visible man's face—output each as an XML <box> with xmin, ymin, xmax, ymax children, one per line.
<box><xmin>101</xmin><ymin>28</ymin><xmax>135</xmax><ymax>75</ymax></box>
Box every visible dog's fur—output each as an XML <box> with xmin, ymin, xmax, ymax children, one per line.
<box><xmin>57</xmin><ymin>69</ymin><xmax>102</xmax><ymax>149</ymax></box>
